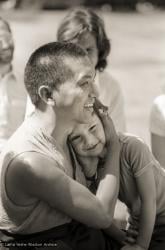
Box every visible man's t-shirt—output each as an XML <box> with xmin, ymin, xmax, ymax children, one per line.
<box><xmin>0</xmin><ymin>117</ymin><xmax>86</xmax><ymax>234</ymax></box>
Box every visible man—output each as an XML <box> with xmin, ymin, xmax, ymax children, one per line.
<box><xmin>0</xmin><ymin>17</ymin><xmax>26</xmax><ymax>151</ymax></box>
<box><xmin>0</xmin><ymin>42</ymin><xmax>121</xmax><ymax>249</ymax></box>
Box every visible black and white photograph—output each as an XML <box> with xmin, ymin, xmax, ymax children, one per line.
<box><xmin>0</xmin><ymin>0</ymin><xmax>165</xmax><ymax>249</ymax></box>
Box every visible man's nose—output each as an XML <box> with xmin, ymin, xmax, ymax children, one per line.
<box><xmin>89</xmin><ymin>81</ymin><xmax>99</xmax><ymax>98</ymax></box>
<box><xmin>1</xmin><ymin>38</ymin><xmax>12</xmax><ymax>50</ymax></box>
<box><xmin>0</xmin><ymin>40</ymin><xmax>8</xmax><ymax>49</ymax></box>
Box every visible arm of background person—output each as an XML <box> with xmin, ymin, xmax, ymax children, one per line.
<box><xmin>151</xmin><ymin>133</ymin><xmax>165</xmax><ymax>168</ymax></box>
<box><xmin>150</xmin><ymin>95</ymin><xmax>165</xmax><ymax>167</ymax></box>
<box><xmin>0</xmin><ymin>83</ymin><xmax>11</xmax><ymax>151</ymax></box>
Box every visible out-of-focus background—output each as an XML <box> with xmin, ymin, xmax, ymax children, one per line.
<box><xmin>0</xmin><ymin>0</ymin><xmax>165</xmax><ymax>146</ymax></box>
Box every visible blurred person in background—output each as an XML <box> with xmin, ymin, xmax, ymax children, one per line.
<box><xmin>57</xmin><ymin>7</ymin><xmax>126</xmax><ymax>133</ymax></box>
<box><xmin>56</xmin><ymin>6</ymin><xmax>127</xmax><ymax>230</ymax></box>
<box><xmin>150</xmin><ymin>85</ymin><xmax>165</xmax><ymax>168</ymax></box>
<box><xmin>0</xmin><ymin>17</ymin><xmax>26</xmax><ymax>152</ymax></box>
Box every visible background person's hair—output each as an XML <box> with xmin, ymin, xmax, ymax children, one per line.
<box><xmin>24</xmin><ymin>42</ymin><xmax>87</xmax><ymax>107</ymax></box>
<box><xmin>57</xmin><ymin>7</ymin><xmax>110</xmax><ymax>72</ymax></box>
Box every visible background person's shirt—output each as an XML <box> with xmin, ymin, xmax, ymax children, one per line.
<box><xmin>150</xmin><ymin>95</ymin><xmax>165</xmax><ymax>136</ymax></box>
<box><xmin>0</xmin><ymin>71</ymin><xmax>26</xmax><ymax>151</ymax></box>
<box><xmin>95</xmin><ymin>70</ymin><xmax>126</xmax><ymax>132</ymax></box>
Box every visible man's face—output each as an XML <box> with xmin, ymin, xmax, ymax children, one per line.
<box><xmin>69</xmin><ymin>112</ymin><xmax>106</xmax><ymax>157</ymax></box>
<box><xmin>53</xmin><ymin>55</ymin><xmax>98</xmax><ymax>123</ymax></box>
<box><xmin>0</xmin><ymin>25</ymin><xmax>14</xmax><ymax>64</ymax></box>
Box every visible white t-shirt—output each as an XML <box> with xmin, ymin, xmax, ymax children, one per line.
<box><xmin>150</xmin><ymin>95</ymin><xmax>165</xmax><ymax>136</ymax></box>
<box><xmin>25</xmin><ymin>70</ymin><xmax>126</xmax><ymax>132</ymax></box>
<box><xmin>0</xmin><ymin>71</ymin><xmax>26</xmax><ymax>151</ymax></box>
<box><xmin>95</xmin><ymin>70</ymin><xmax>126</xmax><ymax>132</ymax></box>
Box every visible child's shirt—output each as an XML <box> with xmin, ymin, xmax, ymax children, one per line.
<box><xmin>118</xmin><ymin>133</ymin><xmax>165</xmax><ymax>228</ymax></box>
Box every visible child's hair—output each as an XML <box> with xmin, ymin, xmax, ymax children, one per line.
<box><xmin>57</xmin><ymin>7</ymin><xmax>110</xmax><ymax>72</ymax></box>
<box><xmin>24</xmin><ymin>42</ymin><xmax>87</xmax><ymax>107</ymax></box>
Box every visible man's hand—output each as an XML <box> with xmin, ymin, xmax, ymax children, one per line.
<box><xmin>94</xmin><ymin>98</ymin><xmax>119</xmax><ymax>146</ymax></box>
<box><xmin>125</xmin><ymin>227</ymin><xmax>138</xmax><ymax>245</ymax></box>
<box><xmin>121</xmin><ymin>244</ymin><xmax>147</xmax><ymax>250</ymax></box>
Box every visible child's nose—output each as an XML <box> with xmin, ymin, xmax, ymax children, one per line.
<box><xmin>85</xmin><ymin>135</ymin><xmax>97</xmax><ymax>148</ymax></box>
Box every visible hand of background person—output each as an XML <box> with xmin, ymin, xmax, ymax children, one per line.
<box><xmin>94</xmin><ymin>98</ymin><xmax>119</xmax><ymax>146</ymax></box>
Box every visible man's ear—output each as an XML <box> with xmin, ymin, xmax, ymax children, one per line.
<box><xmin>38</xmin><ymin>86</ymin><xmax>55</xmax><ymax>106</ymax></box>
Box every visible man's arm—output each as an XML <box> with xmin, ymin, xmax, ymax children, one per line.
<box><xmin>7</xmin><ymin>148</ymin><xmax>118</xmax><ymax>229</ymax></box>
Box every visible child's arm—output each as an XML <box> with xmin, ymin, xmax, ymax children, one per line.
<box><xmin>135</xmin><ymin>167</ymin><xmax>156</xmax><ymax>249</ymax></box>
<box><xmin>121</xmin><ymin>166</ymin><xmax>156</xmax><ymax>250</ymax></box>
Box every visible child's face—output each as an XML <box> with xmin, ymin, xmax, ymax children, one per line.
<box><xmin>69</xmin><ymin>112</ymin><xmax>106</xmax><ymax>157</ymax></box>
<box><xmin>73</xmin><ymin>31</ymin><xmax>98</xmax><ymax>68</ymax></box>
<box><xmin>0</xmin><ymin>27</ymin><xmax>14</xmax><ymax>64</ymax></box>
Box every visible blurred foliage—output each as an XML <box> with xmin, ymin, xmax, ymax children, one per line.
<box><xmin>0</xmin><ymin>0</ymin><xmax>165</xmax><ymax>11</ymax></box>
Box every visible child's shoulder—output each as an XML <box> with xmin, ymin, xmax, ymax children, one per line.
<box><xmin>118</xmin><ymin>132</ymin><xmax>148</xmax><ymax>155</ymax></box>
<box><xmin>119</xmin><ymin>132</ymin><xmax>144</xmax><ymax>144</ymax></box>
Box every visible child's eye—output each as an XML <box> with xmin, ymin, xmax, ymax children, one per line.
<box><xmin>71</xmin><ymin>135</ymin><xmax>81</xmax><ymax>142</ymax></box>
<box><xmin>80</xmin><ymin>81</ymin><xmax>89</xmax><ymax>87</ymax></box>
<box><xmin>89</xmin><ymin>125</ymin><xmax>96</xmax><ymax>132</ymax></box>
<box><xmin>86</xmin><ymin>48</ymin><xmax>92</xmax><ymax>53</ymax></box>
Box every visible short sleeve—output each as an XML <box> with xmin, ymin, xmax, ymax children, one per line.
<box><xmin>150</xmin><ymin>95</ymin><xmax>165</xmax><ymax>136</ymax></box>
<box><xmin>125</xmin><ymin>136</ymin><xmax>154</xmax><ymax>178</ymax></box>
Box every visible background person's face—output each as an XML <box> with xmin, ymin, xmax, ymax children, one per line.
<box><xmin>69</xmin><ymin>112</ymin><xmax>106</xmax><ymax>157</ymax></box>
<box><xmin>53</xmin><ymin>56</ymin><xmax>97</xmax><ymax>123</ymax></box>
<box><xmin>0</xmin><ymin>27</ymin><xmax>14</xmax><ymax>64</ymax></box>
<box><xmin>73</xmin><ymin>31</ymin><xmax>98</xmax><ymax>69</ymax></box>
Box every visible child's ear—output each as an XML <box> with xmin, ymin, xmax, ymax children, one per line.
<box><xmin>38</xmin><ymin>86</ymin><xmax>55</xmax><ymax>106</ymax></box>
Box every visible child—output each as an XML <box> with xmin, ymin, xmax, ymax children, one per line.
<box><xmin>68</xmin><ymin>106</ymin><xmax>165</xmax><ymax>250</ymax></box>
<box><xmin>57</xmin><ymin>7</ymin><xmax>126</xmax><ymax>132</ymax></box>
